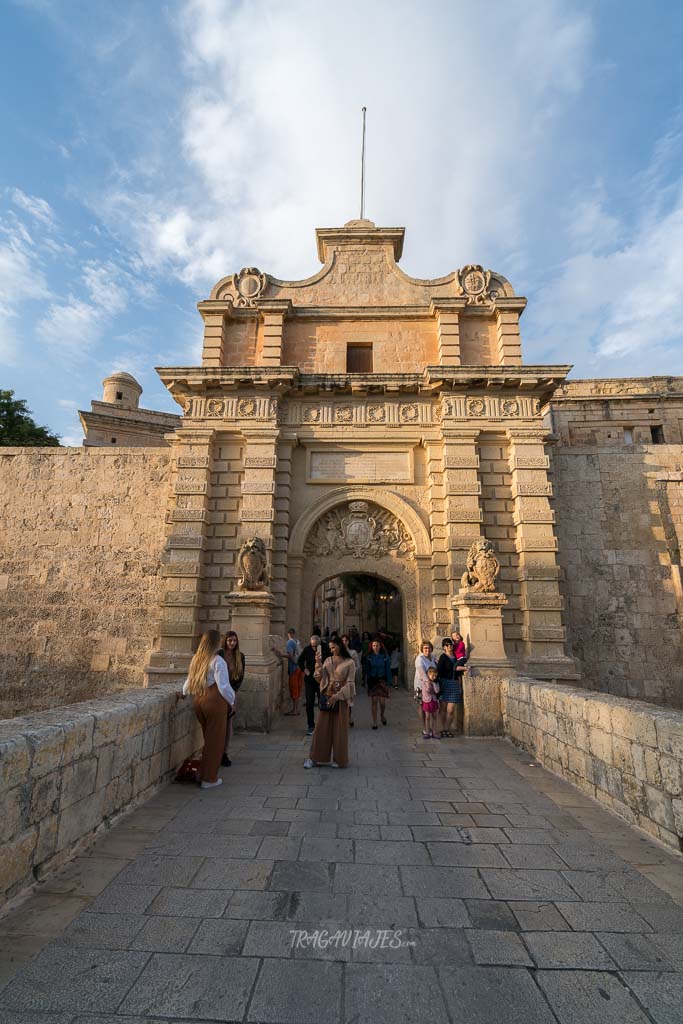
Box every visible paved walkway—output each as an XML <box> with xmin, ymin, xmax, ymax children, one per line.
<box><xmin>1</xmin><ymin>690</ymin><xmax>682</xmax><ymax>1024</ymax></box>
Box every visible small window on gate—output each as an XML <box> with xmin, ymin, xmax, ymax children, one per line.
<box><xmin>115</xmin><ymin>391</ymin><xmax>123</xmax><ymax>400</ymax></box>
<box><xmin>346</xmin><ymin>344</ymin><xmax>373</xmax><ymax>373</ymax></box>
<box><xmin>623</xmin><ymin>428</ymin><xmax>633</xmax><ymax>444</ymax></box>
<box><xmin>111</xmin><ymin>437</ymin><xmax>117</xmax><ymax>444</ymax></box>
<box><xmin>651</xmin><ymin>424</ymin><xmax>665</xmax><ymax>444</ymax></box>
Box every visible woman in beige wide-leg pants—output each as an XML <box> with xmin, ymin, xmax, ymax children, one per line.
<box><xmin>304</xmin><ymin>637</ymin><xmax>356</xmax><ymax>769</ymax></box>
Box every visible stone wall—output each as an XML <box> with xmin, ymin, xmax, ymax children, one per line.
<box><xmin>552</xmin><ymin>444</ymin><xmax>683</xmax><ymax>708</ymax></box>
<box><xmin>502</xmin><ymin>677</ymin><xmax>683</xmax><ymax>851</ymax></box>
<box><xmin>0</xmin><ymin>448</ymin><xmax>170</xmax><ymax>718</ymax></box>
<box><xmin>0</xmin><ymin>685</ymin><xmax>201</xmax><ymax>909</ymax></box>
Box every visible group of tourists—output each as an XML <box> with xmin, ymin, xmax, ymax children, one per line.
<box><xmin>180</xmin><ymin>623</ymin><xmax>469</xmax><ymax>784</ymax></box>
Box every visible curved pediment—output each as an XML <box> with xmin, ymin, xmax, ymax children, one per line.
<box><xmin>208</xmin><ymin>220</ymin><xmax>517</xmax><ymax>309</ymax></box>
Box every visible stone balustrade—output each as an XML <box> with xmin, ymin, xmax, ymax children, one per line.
<box><xmin>502</xmin><ymin>677</ymin><xmax>683</xmax><ymax>851</ymax></box>
<box><xmin>0</xmin><ymin>685</ymin><xmax>201</xmax><ymax>909</ymax></box>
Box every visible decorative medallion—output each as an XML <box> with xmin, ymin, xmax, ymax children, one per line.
<box><xmin>501</xmin><ymin>398</ymin><xmax>519</xmax><ymax>417</ymax></box>
<box><xmin>303</xmin><ymin>406</ymin><xmax>321</xmax><ymax>423</ymax></box>
<box><xmin>457</xmin><ymin>264</ymin><xmax>495</xmax><ymax>305</ymax></box>
<box><xmin>467</xmin><ymin>398</ymin><xmax>486</xmax><ymax>417</ymax></box>
<box><xmin>367</xmin><ymin>404</ymin><xmax>386</xmax><ymax>423</ymax></box>
<box><xmin>304</xmin><ymin>500</ymin><xmax>415</xmax><ymax>560</ymax></box>
<box><xmin>206</xmin><ymin>398</ymin><xmax>225</xmax><ymax>417</ymax></box>
<box><xmin>335</xmin><ymin>405</ymin><xmax>353</xmax><ymax>423</ymax></box>
<box><xmin>233</xmin><ymin>267</ymin><xmax>266</xmax><ymax>307</ymax></box>
<box><xmin>400</xmin><ymin>403</ymin><xmax>419</xmax><ymax>423</ymax></box>
<box><xmin>237</xmin><ymin>397</ymin><xmax>257</xmax><ymax>417</ymax></box>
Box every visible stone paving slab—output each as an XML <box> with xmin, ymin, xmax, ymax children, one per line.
<box><xmin>1</xmin><ymin>689</ymin><xmax>682</xmax><ymax>1023</ymax></box>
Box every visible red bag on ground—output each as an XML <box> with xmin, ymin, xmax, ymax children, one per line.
<box><xmin>174</xmin><ymin>758</ymin><xmax>201</xmax><ymax>783</ymax></box>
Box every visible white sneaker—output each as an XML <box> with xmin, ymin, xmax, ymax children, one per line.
<box><xmin>200</xmin><ymin>778</ymin><xmax>223</xmax><ymax>789</ymax></box>
<box><xmin>303</xmin><ymin>759</ymin><xmax>316</xmax><ymax>769</ymax></box>
<box><xmin>330</xmin><ymin>761</ymin><xmax>340</xmax><ymax>769</ymax></box>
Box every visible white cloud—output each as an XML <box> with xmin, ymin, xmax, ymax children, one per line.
<box><xmin>525</xmin><ymin>122</ymin><xmax>683</xmax><ymax>376</ymax></box>
<box><xmin>37</xmin><ymin>259</ymin><xmax>130</xmax><ymax>358</ymax></box>
<box><xmin>57</xmin><ymin>398</ymin><xmax>78</xmax><ymax>408</ymax></box>
<box><xmin>11</xmin><ymin>189</ymin><xmax>56</xmax><ymax>229</ymax></box>
<box><xmin>0</xmin><ymin>215</ymin><xmax>51</xmax><ymax>366</ymax></box>
<box><xmin>98</xmin><ymin>0</ymin><xmax>592</xmax><ymax>290</ymax></box>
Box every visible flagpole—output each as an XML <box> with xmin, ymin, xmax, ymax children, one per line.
<box><xmin>360</xmin><ymin>106</ymin><xmax>367</xmax><ymax>220</ymax></box>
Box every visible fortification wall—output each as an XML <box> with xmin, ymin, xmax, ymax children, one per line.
<box><xmin>551</xmin><ymin>444</ymin><xmax>683</xmax><ymax>709</ymax></box>
<box><xmin>0</xmin><ymin>448</ymin><xmax>170</xmax><ymax>718</ymax></box>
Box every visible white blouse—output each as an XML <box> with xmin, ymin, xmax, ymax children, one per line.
<box><xmin>414</xmin><ymin>653</ymin><xmax>437</xmax><ymax>693</ymax></box>
<box><xmin>183</xmin><ymin>655</ymin><xmax>235</xmax><ymax>705</ymax></box>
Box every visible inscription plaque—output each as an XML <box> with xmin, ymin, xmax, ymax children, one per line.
<box><xmin>307</xmin><ymin>448</ymin><xmax>412</xmax><ymax>484</ymax></box>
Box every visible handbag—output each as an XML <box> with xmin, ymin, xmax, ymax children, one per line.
<box><xmin>174</xmin><ymin>757</ymin><xmax>201</xmax><ymax>783</ymax></box>
<box><xmin>318</xmin><ymin>691</ymin><xmax>340</xmax><ymax>713</ymax></box>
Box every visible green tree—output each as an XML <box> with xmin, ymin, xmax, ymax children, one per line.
<box><xmin>0</xmin><ymin>390</ymin><xmax>61</xmax><ymax>447</ymax></box>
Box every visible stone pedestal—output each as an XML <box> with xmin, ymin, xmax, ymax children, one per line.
<box><xmin>226</xmin><ymin>590</ymin><xmax>281</xmax><ymax>732</ymax></box>
<box><xmin>462</xmin><ymin>672</ymin><xmax>504</xmax><ymax>736</ymax></box>
<box><xmin>453</xmin><ymin>590</ymin><xmax>510</xmax><ymax>669</ymax></box>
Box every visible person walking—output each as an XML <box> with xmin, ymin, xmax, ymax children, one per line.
<box><xmin>218</xmin><ymin>630</ymin><xmax>245</xmax><ymax>767</ymax></box>
<box><xmin>181</xmin><ymin>629</ymin><xmax>235</xmax><ymax>788</ymax></box>
<box><xmin>275</xmin><ymin>628</ymin><xmax>303</xmax><ymax>717</ymax></box>
<box><xmin>298</xmin><ymin>634</ymin><xmax>330</xmax><ymax>737</ymax></box>
<box><xmin>414</xmin><ymin>640</ymin><xmax>437</xmax><ymax>733</ymax></box>
<box><xmin>304</xmin><ymin>637</ymin><xmax>356</xmax><ymax>769</ymax></box>
<box><xmin>366</xmin><ymin>637</ymin><xmax>391</xmax><ymax>729</ymax></box>
<box><xmin>390</xmin><ymin>643</ymin><xmax>401</xmax><ymax>688</ymax></box>
<box><xmin>436</xmin><ymin>637</ymin><xmax>462</xmax><ymax>737</ymax></box>
<box><xmin>341</xmin><ymin>633</ymin><xmax>360</xmax><ymax>728</ymax></box>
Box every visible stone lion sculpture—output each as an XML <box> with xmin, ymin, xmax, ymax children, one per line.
<box><xmin>237</xmin><ymin>536</ymin><xmax>269</xmax><ymax>591</ymax></box>
<box><xmin>461</xmin><ymin>537</ymin><xmax>500</xmax><ymax>593</ymax></box>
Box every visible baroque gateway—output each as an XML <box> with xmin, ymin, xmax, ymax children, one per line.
<box><xmin>3</xmin><ymin>218</ymin><xmax>683</xmax><ymax>726</ymax></box>
<box><xmin>149</xmin><ymin>218</ymin><xmax>576</xmax><ymax>725</ymax></box>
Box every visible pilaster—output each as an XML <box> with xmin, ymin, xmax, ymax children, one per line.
<box><xmin>506</xmin><ymin>427</ymin><xmax>576</xmax><ymax>678</ymax></box>
<box><xmin>443</xmin><ymin>428</ymin><xmax>484</xmax><ymax>616</ymax></box>
<box><xmin>430</xmin><ymin>298</ymin><xmax>467</xmax><ymax>365</ymax></box>
<box><xmin>256</xmin><ymin>300</ymin><xmax>291</xmax><ymax>367</ymax></box>
<box><xmin>495</xmin><ymin>298</ymin><xmax>525</xmax><ymax>366</ymax></box>
<box><xmin>145</xmin><ymin>427</ymin><xmax>216</xmax><ymax>683</ymax></box>
<box><xmin>198</xmin><ymin>302</ymin><xmax>231</xmax><ymax>367</ymax></box>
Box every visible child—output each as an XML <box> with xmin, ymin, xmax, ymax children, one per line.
<box><xmin>421</xmin><ymin>665</ymin><xmax>441</xmax><ymax>739</ymax></box>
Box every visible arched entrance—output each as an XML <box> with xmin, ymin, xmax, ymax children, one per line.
<box><xmin>313</xmin><ymin>573</ymin><xmax>403</xmax><ymax>642</ymax></box>
<box><xmin>287</xmin><ymin>487</ymin><xmax>436</xmax><ymax>676</ymax></box>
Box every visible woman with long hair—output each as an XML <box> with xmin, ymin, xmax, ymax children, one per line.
<box><xmin>304</xmin><ymin>637</ymin><xmax>356</xmax><ymax>769</ymax></box>
<box><xmin>366</xmin><ymin>637</ymin><xmax>392</xmax><ymax>729</ymax></box>
<box><xmin>183</xmin><ymin>629</ymin><xmax>235</xmax><ymax>788</ymax></box>
<box><xmin>219</xmin><ymin>630</ymin><xmax>245</xmax><ymax>767</ymax></box>
<box><xmin>436</xmin><ymin>637</ymin><xmax>461</xmax><ymax>738</ymax></box>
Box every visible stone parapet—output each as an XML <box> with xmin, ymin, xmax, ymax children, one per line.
<box><xmin>0</xmin><ymin>685</ymin><xmax>201</xmax><ymax>910</ymax></box>
<box><xmin>502</xmin><ymin>677</ymin><xmax>683</xmax><ymax>852</ymax></box>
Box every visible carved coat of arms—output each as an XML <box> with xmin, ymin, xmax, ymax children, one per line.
<box><xmin>305</xmin><ymin>501</ymin><xmax>415</xmax><ymax>560</ymax></box>
<box><xmin>461</xmin><ymin>537</ymin><xmax>501</xmax><ymax>593</ymax></box>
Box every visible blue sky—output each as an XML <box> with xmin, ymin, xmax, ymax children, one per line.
<box><xmin>1</xmin><ymin>0</ymin><xmax>683</xmax><ymax>443</ymax></box>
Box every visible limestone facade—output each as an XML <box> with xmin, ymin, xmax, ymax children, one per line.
<box><xmin>147</xmin><ymin>219</ymin><xmax>575</xmax><ymax>725</ymax></box>
<box><xmin>2</xmin><ymin>221</ymin><xmax>683</xmax><ymax>721</ymax></box>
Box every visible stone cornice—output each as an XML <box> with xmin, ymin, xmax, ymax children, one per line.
<box><xmin>156</xmin><ymin>365</ymin><xmax>572</xmax><ymax>401</ymax></box>
<box><xmin>316</xmin><ymin>223</ymin><xmax>405</xmax><ymax>262</ymax></box>
<box><xmin>552</xmin><ymin>376</ymin><xmax>683</xmax><ymax>401</ymax></box>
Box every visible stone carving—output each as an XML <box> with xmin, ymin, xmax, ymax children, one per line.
<box><xmin>206</xmin><ymin>398</ymin><xmax>225</xmax><ymax>417</ymax></box>
<box><xmin>303</xmin><ymin>406</ymin><xmax>321</xmax><ymax>423</ymax></box>
<box><xmin>367</xmin><ymin>404</ymin><xmax>385</xmax><ymax>423</ymax></box>
<box><xmin>456</xmin><ymin>265</ymin><xmax>499</xmax><ymax>305</ymax></box>
<box><xmin>237</xmin><ymin>397</ymin><xmax>257</xmax><ymax>417</ymax></box>
<box><xmin>233</xmin><ymin>267</ymin><xmax>266</xmax><ymax>307</ymax></box>
<box><xmin>304</xmin><ymin>500</ymin><xmax>415</xmax><ymax>560</ymax></box>
<box><xmin>467</xmin><ymin>398</ymin><xmax>486</xmax><ymax>417</ymax></box>
<box><xmin>501</xmin><ymin>398</ymin><xmax>519</xmax><ymax>416</ymax></box>
<box><xmin>461</xmin><ymin>537</ymin><xmax>501</xmax><ymax>593</ymax></box>
<box><xmin>237</xmin><ymin>536</ymin><xmax>269</xmax><ymax>590</ymax></box>
<box><xmin>336</xmin><ymin>405</ymin><xmax>353</xmax><ymax>423</ymax></box>
<box><xmin>400</xmin><ymin>403</ymin><xmax>419</xmax><ymax>423</ymax></box>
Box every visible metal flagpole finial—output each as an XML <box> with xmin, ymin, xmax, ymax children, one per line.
<box><xmin>360</xmin><ymin>106</ymin><xmax>367</xmax><ymax>220</ymax></box>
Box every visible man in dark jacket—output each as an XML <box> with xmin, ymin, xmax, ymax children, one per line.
<box><xmin>298</xmin><ymin>634</ymin><xmax>331</xmax><ymax>736</ymax></box>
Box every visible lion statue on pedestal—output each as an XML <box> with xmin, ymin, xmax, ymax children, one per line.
<box><xmin>237</xmin><ymin>536</ymin><xmax>268</xmax><ymax>591</ymax></box>
<box><xmin>461</xmin><ymin>537</ymin><xmax>500</xmax><ymax>593</ymax></box>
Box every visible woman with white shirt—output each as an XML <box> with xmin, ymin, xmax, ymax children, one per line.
<box><xmin>182</xmin><ymin>629</ymin><xmax>235</xmax><ymax>789</ymax></box>
<box><xmin>414</xmin><ymin>640</ymin><xmax>437</xmax><ymax>733</ymax></box>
